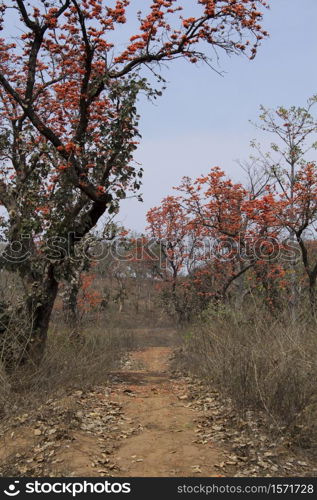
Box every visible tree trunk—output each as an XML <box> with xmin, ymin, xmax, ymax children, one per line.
<box><xmin>0</xmin><ymin>266</ymin><xmax>59</xmax><ymax>373</ymax></box>
<box><xmin>26</xmin><ymin>275</ymin><xmax>59</xmax><ymax>367</ymax></box>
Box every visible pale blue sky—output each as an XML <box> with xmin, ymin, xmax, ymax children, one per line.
<box><xmin>119</xmin><ymin>0</ymin><xmax>317</xmax><ymax>232</ymax></box>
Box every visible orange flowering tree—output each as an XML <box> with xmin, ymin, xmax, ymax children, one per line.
<box><xmin>146</xmin><ymin>106</ymin><xmax>317</xmax><ymax>315</ymax></box>
<box><xmin>0</xmin><ymin>0</ymin><xmax>269</xmax><ymax>369</ymax></box>
<box><xmin>270</xmin><ymin>162</ymin><xmax>317</xmax><ymax>311</ymax></box>
<box><xmin>146</xmin><ymin>195</ymin><xmax>201</xmax><ymax>320</ymax></box>
<box><xmin>251</xmin><ymin>100</ymin><xmax>317</xmax><ymax>312</ymax></box>
<box><xmin>175</xmin><ymin>167</ymin><xmax>280</xmax><ymax>301</ymax></box>
<box><xmin>146</xmin><ymin>179</ymin><xmax>282</xmax><ymax>317</ymax></box>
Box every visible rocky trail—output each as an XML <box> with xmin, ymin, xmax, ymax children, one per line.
<box><xmin>0</xmin><ymin>328</ymin><xmax>316</xmax><ymax>478</ymax></box>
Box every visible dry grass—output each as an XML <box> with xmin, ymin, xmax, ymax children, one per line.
<box><xmin>0</xmin><ymin>281</ymin><xmax>173</xmax><ymax>423</ymax></box>
<box><xmin>179</xmin><ymin>303</ymin><xmax>317</xmax><ymax>449</ymax></box>
<box><xmin>0</xmin><ymin>321</ymin><xmax>134</xmax><ymax>421</ymax></box>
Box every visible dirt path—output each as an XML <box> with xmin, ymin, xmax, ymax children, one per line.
<box><xmin>0</xmin><ymin>339</ymin><xmax>225</xmax><ymax>477</ymax></box>
<box><xmin>0</xmin><ymin>329</ymin><xmax>316</xmax><ymax>477</ymax></box>
<box><xmin>108</xmin><ymin>346</ymin><xmax>225</xmax><ymax>477</ymax></box>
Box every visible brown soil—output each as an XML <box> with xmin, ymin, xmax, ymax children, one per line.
<box><xmin>0</xmin><ymin>328</ymin><xmax>316</xmax><ymax>477</ymax></box>
<box><xmin>108</xmin><ymin>346</ymin><xmax>225</xmax><ymax>477</ymax></box>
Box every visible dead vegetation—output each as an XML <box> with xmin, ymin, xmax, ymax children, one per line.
<box><xmin>182</xmin><ymin>375</ymin><xmax>317</xmax><ymax>477</ymax></box>
<box><xmin>0</xmin><ymin>263</ymin><xmax>172</xmax><ymax>424</ymax></box>
<box><xmin>0</xmin><ymin>258</ymin><xmax>316</xmax><ymax>477</ymax></box>
<box><xmin>0</xmin><ymin>321</ymin><xmax>134</xmax><ymax>424</ymax></box>
<box><xmin>177</xmin><ymin>302</ymin><xmax>317</xmax><ymax>454</ymax></box>
<box><xmin>0</xmin><ymin>386</ymin><xmax>128</xmax><ymax>477</ymax></box>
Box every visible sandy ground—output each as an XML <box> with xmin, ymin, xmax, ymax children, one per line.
<box><xmin>109</xmin><ymin>346</ymin><xmax>225</xmax><ymax>477</ymax></box>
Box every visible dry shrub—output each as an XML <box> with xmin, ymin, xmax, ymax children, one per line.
<box><xmin>180</xmin><ymin>303</ymin><xmax>317</xmax><ymax>448</ymax></box>
<box><xmin>0</xmin><ymin>322</ymin><xmax>134</xmax><ymax>421</ymax></box>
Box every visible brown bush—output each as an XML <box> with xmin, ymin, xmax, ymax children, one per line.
<box><xmin>179</xmin><ymin>303</ymin><xmax>317</xmax><ymax>448</ymax></box>
<box><xmin>0</xmin><ymin>321</ymin><xmax>134</xmax><ymax>421</ymax></box>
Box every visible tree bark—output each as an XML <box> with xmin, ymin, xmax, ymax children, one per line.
<box><xmin>0</xmin><ymin>265</ymin><xmax>59</xmax><ymax>373</ymax></box>
<box><xmin>25</xmin><ymin>273</ymin><xmax>59</xmax><ymax>367</ymax></box>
